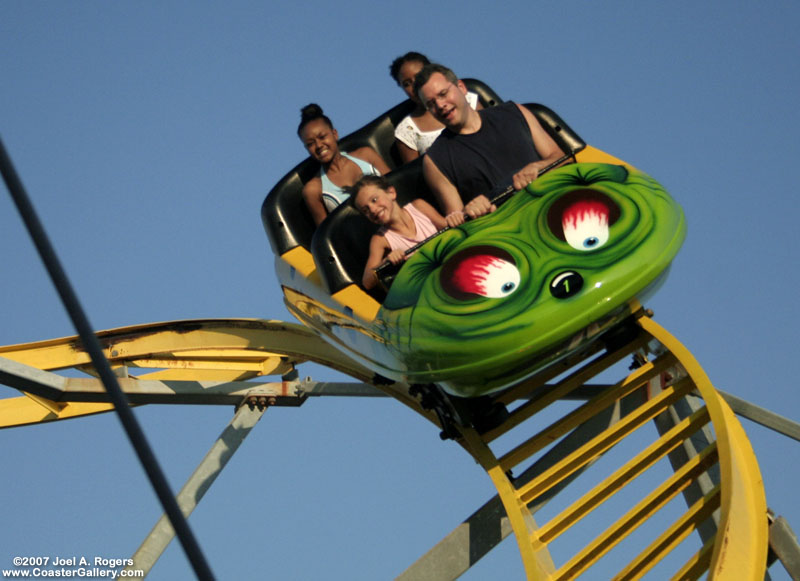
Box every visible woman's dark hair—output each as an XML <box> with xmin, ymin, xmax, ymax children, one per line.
<box><xmin>389</xmin><ymin>51</ymin><xmax>431</xmax><ymax>84</ymax></box>
<box><xmin>297</xmin><ymin>103</ymin><xmax>334</xmax><ymax>136</ymax></box>
<box><xmin>345</xmin><ymin>174</ymin><xmax>393</xmax><ymax>205</ymax></box>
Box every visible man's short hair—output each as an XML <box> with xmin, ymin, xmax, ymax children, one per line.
<box><xmin>412</xmin><ymin>63</ymin><xmax>459</xmax><ymax>102</ymax></box>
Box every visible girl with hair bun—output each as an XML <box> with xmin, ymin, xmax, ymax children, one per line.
<box><xmin>297</xmin><ymin>103</ymin><xmax>391</xmax><ymax>225</ymax></box>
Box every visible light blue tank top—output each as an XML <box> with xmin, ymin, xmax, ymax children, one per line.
<box><xmin>320</xmin><ymin>152</ymin><xmax>380</xmax><ymax>212</ymax></box>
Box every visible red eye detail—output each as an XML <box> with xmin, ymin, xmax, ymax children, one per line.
<box><xmin>562</xmin><ymin>200</ymin><xmax>610</xmax><ymax>250</ymax></box>
<box><xmin>440</xmin><ymin>246</ymin><xmax>520</xmax><ymax>300</ymax></box>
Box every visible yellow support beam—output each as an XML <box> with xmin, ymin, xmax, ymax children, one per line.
<box><xmin>639</xmin><ymin>317</ymin><xmax>769</xmax><ymax>579</ymax></box>
<box><xmin>0</xmin><ymin>318</ymin><xmax>430</xmax><ymax>429</ymax></box>
<box><xmin>0</xmin><ymin>396</ymin><xmax>115</xmax><ymax>428</ymax></box>
<box><xmin>517</xmin><ymin>377</ymin><xmax>695</xmax><ymax>506</ymax></box>
<box><xmin>0</xmin><ymin>319</ymin><xmax>373</xmax><ymax>380</ymax></box>
<box><xmin>461</xmin><ymin>428</ymin><xmax>556</xmax><ymax>580</ymax></box>
<box><xmin>671</xmin><ymin>539</ymin><xmax>715</xmax><ymax>581</ymax></box>
<box><xmin>537</xmin><ymin>407</ymin><xmax>710</xmax><ymax>545</ymax></box>
<box><xmin>498</xmin><ymin>354</ymin><xmax>678</xmax><ymax>472</ymax></box>
<box><xmin>552</xmin><ymin>444</ymin><xmax>719</xmax><ymax>581</ymax></box>
<box><xmin>487</xmin><ymin>334</ymin><xmax>652</xmax><ymax>441</ymax></box>
<box><xmin>0</xmin><ymin>314</ymin><xmax>770</xmax><ymax>580</ymax></box>
<box><xmin>451</xmin><ymin>314</ymin><xmax>768</xmax><ymax>580</ymax></box>
<box><xmin>23</xmin><ymin>391</ymin><xmax>68</xmax><ymax>413</ymax></box>
<box><xmin>613</xmin><ymin>485</ymin><xmax>721</xmax><ymax>580</ymax></box>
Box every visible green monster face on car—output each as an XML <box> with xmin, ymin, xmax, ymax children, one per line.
<box><xmin>375</xmin><ymin>163</ymin><xmax>686</xmax><ymax>396</ymax></box>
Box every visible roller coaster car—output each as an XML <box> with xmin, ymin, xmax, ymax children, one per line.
<box><xmin>261</xmin><ymin>80</ymin><xmax>687</xmax><ymax>398</ymax></box>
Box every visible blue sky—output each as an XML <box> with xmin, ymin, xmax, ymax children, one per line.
<box><xmin>1</xmin><ymin>1</ymin><xmax>799</xmax><ymax>579</ymax></box>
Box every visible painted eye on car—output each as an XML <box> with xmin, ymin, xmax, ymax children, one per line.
<box><xmin>440</xmin><ymin>246</ymin><xmax>520</xmax><ymax>300</ymax></box>
<box><xmin>562</xmin><ymin>199</ymin><xmax>610</xmax><ymax>251</ymax></box>
<box><xmin>547</xmin><ymin>189</ymin><xmax>620</xmax><ymax>251</ymax></box>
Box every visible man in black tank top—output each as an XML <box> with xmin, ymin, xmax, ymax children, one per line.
<box><xmin>413</xmin><ymin>64</ymin><xmax>566</xmax><ymax>228</ymax></box>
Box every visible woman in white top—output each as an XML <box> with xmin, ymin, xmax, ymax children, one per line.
<box><xmin>390</xmin><ymin>52</ymin><xmax>481</xmax><ymax>164</ymax></box>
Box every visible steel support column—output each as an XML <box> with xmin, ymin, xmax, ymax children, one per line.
<box><xmin>127</xmin><ymin>403</ymin><xmax>268</xmax><ymax>576</ymax></box>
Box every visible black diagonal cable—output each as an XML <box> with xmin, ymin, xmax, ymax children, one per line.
<box><xmin>0</xmin><ymin>136</ymin><xmax>214</xmax><ymax>580</ymax></box>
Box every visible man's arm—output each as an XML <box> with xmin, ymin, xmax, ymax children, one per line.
<box><xmin>423</xmin><ymin>154</ymin><xmax>495</xmax><ymax>225</ymax></box>
<box><xmin>512</xmin><ymin>104</ymin><xmax>567</xmax><ymax>190</ymax></box>
<box><xmin>423</xmin><ymin>154</ymin><xmax>467</xmax><ymax>226</ymax></box>
<box><xmin>410</xmin><ymin>198</ymin><xmax>447</xmax><ymax>230</ymax></box>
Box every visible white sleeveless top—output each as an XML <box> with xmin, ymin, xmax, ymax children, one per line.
<box><xmin>394</xmin><ymin>92</ymin><xmax>480</xmax><ymax>155</ymax></box>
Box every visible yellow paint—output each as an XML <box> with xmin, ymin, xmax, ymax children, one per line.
<box><xmin>331</xmin><ymin>284</ymin><xmax>380</xmax><ymax>322</ymax></box>
<box><xmin>281</xmin><ymin>246</ymin><xmax>318</xmax><ymax>279</ymax></box>
<box><xmin>0</xmin><ymin>319</ymin><xmax>377</xmax><ymax>428</ymax></box>
<box><xmin>575</xmin><ymin>145</ymin><xmax>632</xmax><ymax>168</ymax></box>
<box><xmin>639</xmin><ymin>317</ymin><xmax>768</xmax><ymax>580</ymax></box>
<box><xmin>448</xmin><ymin>314</ymin><xmax>767</xmax><ymax>580</ymax></box>
<box><xmin>0</xmin><ymin>396</ymin><xmax>115</xmax><ymax>429</ymax></box>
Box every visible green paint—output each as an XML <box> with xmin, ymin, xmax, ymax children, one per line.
<box><xmin>375</xmin><ymin>163</ymin><xmax>686</xmax><ymax>396</ymax></box>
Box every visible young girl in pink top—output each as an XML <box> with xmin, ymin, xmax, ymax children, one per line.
<box><xmin>350</xmin><ymin>175</ymin><xmax>446</xmax><ymax>290</ymax></box>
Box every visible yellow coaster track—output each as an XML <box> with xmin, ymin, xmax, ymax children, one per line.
<box><xmin>0</xmin><ymin>318</ymin><xmax>427</xmax><ymax>428</ymax></box>
<box><xmin>0</xmin><ymin>313</ymin><xmax>770</xmax><ymax>579</ymax></box>
<box><xmin>448</xmin><ymin>313</ymin><xmax>768</xmax><ymax>580</ymax></box>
